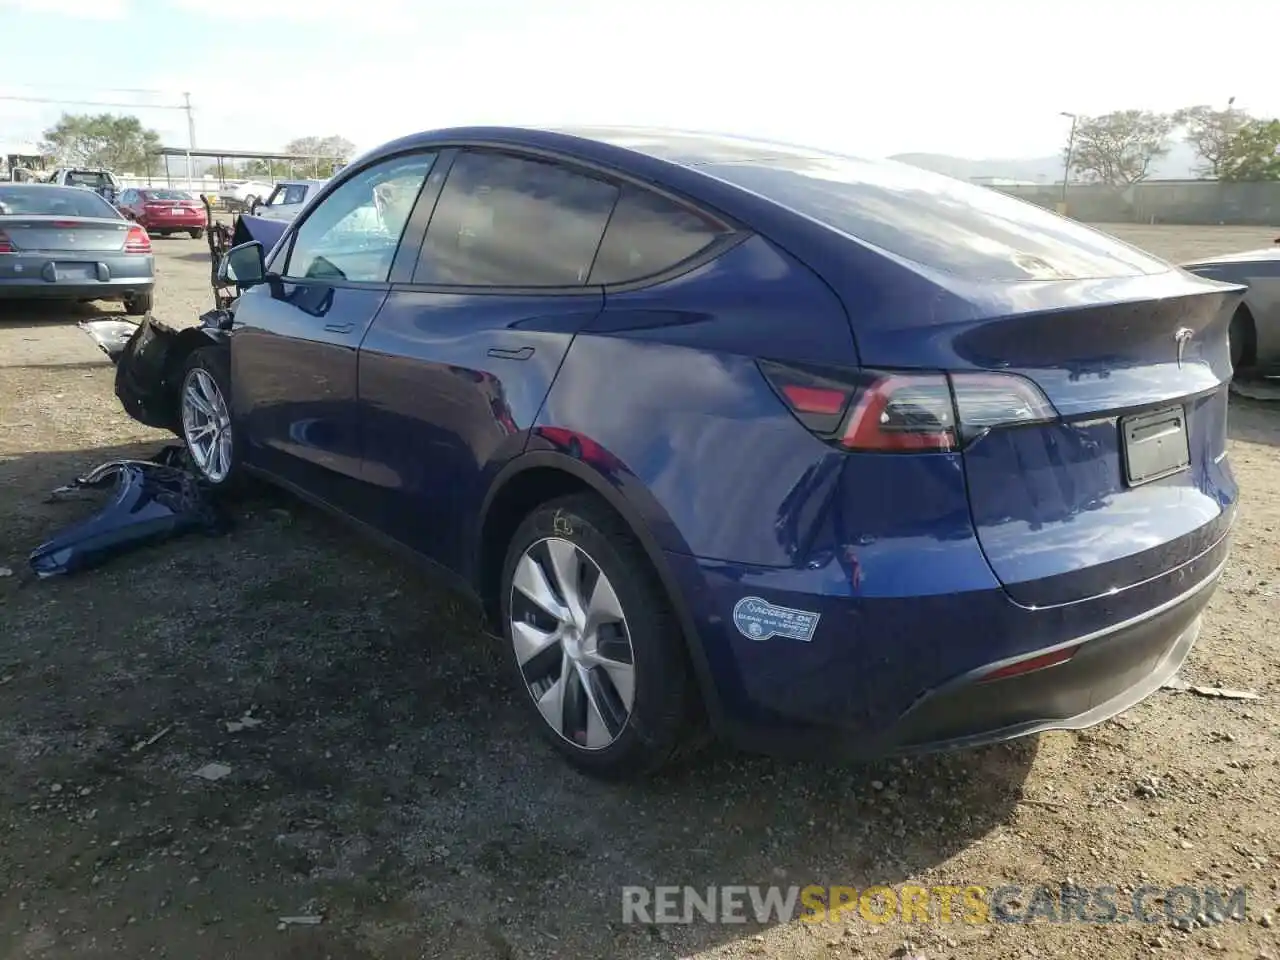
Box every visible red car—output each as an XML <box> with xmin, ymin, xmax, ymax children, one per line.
<box><xmin>115</xmin><ymin>188</ymin><xmax>205</xmax><ymax>239</ymax></box>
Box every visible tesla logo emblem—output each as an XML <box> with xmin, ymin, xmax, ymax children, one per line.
<box><xmin>1174</xmin><ymin>327</ymin><xmax>1193</xmax><ymax>368</ymax></box>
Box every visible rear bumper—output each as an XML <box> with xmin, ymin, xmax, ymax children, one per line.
<box><xmin>0</xmin><ymin>254</ymin><xmax>153</xmax><ymax>301</ymax></box>
<box><xmin>0</xmin><ymin>277</ymin><xmax>155</xmax><ymax>301</ymax></box>
<box><xmin>667</xmin><ymin>519</ymin><xmax>1231</xmax><ymax>760</ymax></box>
<box><xmin>141</xmin><ymin>218</ymin><xmax>203</xmax><ymax>231</ymax></box>
<box><xmin>885</xmin><ymin>560</ymin><xmax>1214</xmax><ymax>753</ymax></box>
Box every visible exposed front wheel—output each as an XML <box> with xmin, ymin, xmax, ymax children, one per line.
<box><xmin>180</xmin><ymin>347</ymin><xmax>240</xmax><ymax>487</ymax></box>
<box><xmin>500</xmin><ymin>494</ymin><xmax>696</xmax><ymax>779</ymax></box>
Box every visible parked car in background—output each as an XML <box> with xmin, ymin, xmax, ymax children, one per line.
<box><xmin>1182</xmin><ymin>246</ymin><xmax>1280</xmax><ymax>375</ymax></box>
<box><xmin>251</xmin><ymin>179</ymin><xmax>328</xmax><ymax>222</ymax></box>
<box><xmin>114</xmin><ymin>126</ymin><xmax>1239</xmax><ymax>779</ymax></box>
<box><xmin>116</xmin><ymin>188</ymin><xmax>205</xmax><ymax>239</ymax></box>
<box><xmin>46</xmin><ymin>168</ymin><xmax>121</xmax><ymax>203</ymax></box>
<box><xmin>0</xmin><ymin>183</ymin><xmax>153</xmax><ymax>313</ymax></box>
<box><xmin>220</xmin><ymin>180</ymin><xmax>275</xmax><ymax>212</ymax></box>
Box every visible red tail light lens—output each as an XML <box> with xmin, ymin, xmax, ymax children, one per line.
<box><xmin>759</xmin><ymin>361</ymin><xmax>1057</xmax><ymax>453</ymax></box>
<box><xmin>977</xmin><ymin>644</ymin><xmax>1080</xmax><ymax>683</ymax></box>
<box><xmin>842</xmin><ymin>373</ymin><xmax>957</xmax><ymax>451</ymax></box>
<box><xmin>0</xmin><ymin>229</ymin><xmax>13</xmax><ymax>254</ymax></box>
<box><xmin>124</xmin><ymin>224</ymin><xmax>152</xmax><ymax>254</ymax></box>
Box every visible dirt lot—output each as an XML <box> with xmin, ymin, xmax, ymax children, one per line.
<box><xmin>1</xmin><ymin>225</ymin><xmax>1278</xmax><ymax>960</ymax></box>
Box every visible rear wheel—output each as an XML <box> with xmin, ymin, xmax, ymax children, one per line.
<box><xmin>123</xmin><ymin>290</ymin><xmax>154</xmax><ymax>315</ymax></box>
<box><xmin>180</xmin><ymin>346</ymin><xmax>240</xmax><ymax>488</ymax></box>
<box><xmin>189</xmin><ymin>228</ymin><xmax>204</xmax><ymax>240</ymax></box>
<box><xmin>500</xmin><ymin>494</ymin><xmax>695</xmax><ymax>779</ymax></box>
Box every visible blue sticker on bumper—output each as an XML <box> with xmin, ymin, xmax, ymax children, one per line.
<box><xmin>732</xmin><ymin>596</ymin><xmax>821</xmax><ymax>642</ymax></box>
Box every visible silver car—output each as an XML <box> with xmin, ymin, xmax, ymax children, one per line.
<box><xmin>252</xmin><ymin>179</ymin><xmax>328</xmax><ymax>222</ymax></box>
<box><xmin>1184</xmin><ymin>244</ymin><xmax>1280</xmax><ymax>375</ymax></box>
<box><xmin>0</xmin><ymin>184</ymin><xmax>155</xmax><ymax>314</ymax></box>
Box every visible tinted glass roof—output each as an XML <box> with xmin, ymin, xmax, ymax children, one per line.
<box><xmin>551</xmin><ymin>126</ymin><xmax>834</xmax><ymax>166</ymax></box>
<box><xmin>555</xmin><ymin>127</ymin><xmax>1168</xmax><ymax>282</ymax></box>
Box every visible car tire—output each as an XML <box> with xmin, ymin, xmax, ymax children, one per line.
<box><xmin>1229</xmin><ymin>307</ymin><xmax>1253</xmax><ymax>373</ymax></box>
<box><xmin>123</xmin><ymin>290</ymin><xmax>154</xmax><ymax>315</ymax></box>
<box><xmin>189</xmin><ymin>228</ymin><xmax>204</xmax><ymax>240</ymax></box>
<box><xmin>179</xmin><ymin>346</ymin><xmax>241</xmax><ymax>489</ymax></box>
<box><xmin>499</xmin><ymin>493</ymin><xmax>696</xmax><ymax>779</ymax></box>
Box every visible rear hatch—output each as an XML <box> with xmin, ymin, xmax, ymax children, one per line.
<box><xmin>932</xmin><ymin>277</ymin><xmax>1238</xmax><ymax>606</ymax></box>
<box><xmin>703</xmin><ymin>155</ymin><xmax>1242</xmax><ymax>606</ymax></box>
<box><xmin>0</xmin><ymin>216</ymin><xmax>130</xmax><ymax>253</ymax></box>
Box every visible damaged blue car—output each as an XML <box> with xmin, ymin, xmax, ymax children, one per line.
<box><xmin>98</xmin><ymin>126</ymin><xmax>1240</xmax><ymax>779</ymax></box>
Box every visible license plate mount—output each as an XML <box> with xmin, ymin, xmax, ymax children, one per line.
<box><xmin>51</xmin><ymin>262</ymin><xmax>95</xmax><ymax>282</ymax></box>
<box><xmin>1121</xmin><ymin>405</ymin><xmax>1190</xmax><ymax>487</ymax></box>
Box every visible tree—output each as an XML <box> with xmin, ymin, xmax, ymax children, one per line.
<box><xmin>1068</xmin><ymin>110</ymin><xmax>1174</xmax><ymax>186</ymax></box>
<box><xmin>39</xmin><ymin>113</ymin><xmax>161</xmax><ymax>173</ymax></box>
<box><xmin>284</xmin><ymin>135</ymin><xmax>355</xmax><ymax>176</ymax></box>
<box><xmin>1173</xmin><ymin>104</ymin><xmax>1249</xmax><ymax>177</ymax></box>
<box><xmin>1219</xmin><ymin>119</ymin><xmax>1280</xmax><ymax>181</ymax></box>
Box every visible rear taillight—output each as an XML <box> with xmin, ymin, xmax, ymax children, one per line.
<box><xmin>124</xmin><ymin>224</ymin><xmax>152</xmax><ymax>254</ymax></box>
<box><xmin>759</xmin><ymin>361</ymin><xmax>1058</xmax><ymax>453</ymax></box>
<box><xmin>0</xmin><ymin>229</ymin><xmax>13</xmax><ymax>254</ymax></box>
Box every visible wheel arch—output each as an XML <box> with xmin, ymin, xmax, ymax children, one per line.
<box><xmin>1231</xmin><ymin>300</ymin><xmax>1258</xmax><ymax>370</ymax></box>
<box><xmin>475</xmin><ymin>451</ymin><xmax>726</xmax><ymax>728</ymax></box>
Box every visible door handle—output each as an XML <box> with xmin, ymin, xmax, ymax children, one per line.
<box><xmin>323</xmin><ymin>322</ymin><xmax>355</xmax><ymax>334</ymax></box>
<box><xmin>486</xmin><ymin>346</ymin><xmax>535</xmax><ymax>361</ymax></box>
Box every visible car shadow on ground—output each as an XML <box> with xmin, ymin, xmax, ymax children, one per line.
<box><xmin>0</xmin><ymin>299</ymin><xmax>114</xmax><ymax>324</ymax></box>
<box><xmin>1228</xmin><ymin>393</ymin><xmax>1280</xmax><ymax>448</ymax></box>
<box><xmin>0</xmin><ymin>439</ymin><xmax>1038</xmax><ymax>959</ymax></box>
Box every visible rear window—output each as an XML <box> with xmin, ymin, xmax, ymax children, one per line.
<box><xmin>142</xmin><ymin>190</ymin><xmax>193</xmax><ymax>201</ymax></box>
<box><xmin>64</xmin><ymin>170</ymin><xmax>112</xmax><ymax>189</ymax></box>
<box><xmin>702</xmin><ymin>157</ymin><xmax>1169</xmax><ymax>281</ymax></box>
<box><xmin>0</xmin><ymin>186</ymin><xmax>119</xmax><ymax>218</ymax></box>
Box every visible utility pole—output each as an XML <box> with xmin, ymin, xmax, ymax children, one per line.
<box><xmin>1059</xmin><ymin>111</ymin><xmax>1078</xmax><ymax>212</ymax></box>
<box><xmin>183</xmin><ymin>92</ymin><xmax>195</xmax><ymax>191</ymax></box>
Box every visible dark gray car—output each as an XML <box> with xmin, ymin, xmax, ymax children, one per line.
<box><xmin>1183</xmin><ymin>245</ymin><xmax>1280</xmax><ymax>376</ymax></box>
<box><xmin>0</xmin><ymin>184</ymin><xmax>155</xmax><ymax>314</ymax></box>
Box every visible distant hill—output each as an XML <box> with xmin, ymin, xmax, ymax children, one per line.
<box><xmin>890</xmin><ymin>143</ymin><xmax>1201</xmax><ymax>182</ymax></box>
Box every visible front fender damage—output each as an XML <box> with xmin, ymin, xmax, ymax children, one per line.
<box><xmin>110</xmin><ymin>310</ymin><xmax>232</xmax><ymax>433</ymax></box>
<box><xmin>28</xmin><ymin>446</ymin><xmax>229</xmax><ymax>579</ymax></box>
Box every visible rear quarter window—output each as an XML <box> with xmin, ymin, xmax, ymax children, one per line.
<box><xmin>703</xmin><ymin>157</ymin><xmax>1170</xmax><ymax>281</ymax></box>
<box><xmin>588</xmin><ymin>185</ymin><xmax>724</xmax><ymax>285</ymax></box>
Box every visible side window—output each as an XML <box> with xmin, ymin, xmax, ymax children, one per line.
<box><xmin>284</xmin><ymin>184</ymin><xmax>308</xmax><ymax>205</ymax></box>
<box><xmin>120</xmin><ymin>190</ymin><xmax>134</xmax><ymax>204</ymax></box>
<box><xmin>588</xmin><ymin>185</ymin><xmax>724</xmax><ymax>285</ymax></box>
<box><xmin>264</xmin><ymin>185</ymin><xmax>287</xmax><ymax>206</ymax></box>
<box><xmin>415</xmin><ymin>151</ymin><xmax>618</xmax><ymax>287</ymax></box>
<box><xmin>284</xmin><ymin>153</ymin><xmax>435</xmax><ymax>284</ymax></box>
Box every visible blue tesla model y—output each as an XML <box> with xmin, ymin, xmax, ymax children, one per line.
<box><xmin>115</xmin><ymin>127</ymin><xmax>1240</xmax><ymax>778</ymax></box>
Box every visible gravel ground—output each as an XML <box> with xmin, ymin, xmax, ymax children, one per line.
<box><xmin>0</xmin><ymin>224</ymin><xmax>1278</xmax><ymax>960</ymax></box>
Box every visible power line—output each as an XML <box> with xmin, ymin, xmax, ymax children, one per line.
<box><xmin>0</xmin><ymin>83</ymin><xmax>173</xmax><ymax>96</ymax></box>
<box><xmin>0</xmin><ymin>94</ymin><xmax>186</xmax><ymax>110</ymax></box>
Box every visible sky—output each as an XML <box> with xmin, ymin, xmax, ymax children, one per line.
<box><xmin>2</xmin><ymin>0</ymin><xmax>1277</xmax><ymax>164</ymax></box>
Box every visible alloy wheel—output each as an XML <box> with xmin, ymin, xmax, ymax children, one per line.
<box><xmin>509</xmin><ymin>537</ymin><xmax>636</xmax><ymax>750</ymax></box>
<box><xmin>181</xmin><ymin>367</ymin><xmax>233</xmax><ymax>483</ymax></box>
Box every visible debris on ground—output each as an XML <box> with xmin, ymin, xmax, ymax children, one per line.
<box><xmin>225</xmin><ymin>709</ymin><xmax>263</xmax><ymax>733</ymax></box>
<box><xmin>191</xmin><ymin>762</ymin><xmax>232</xmax><ymax>782</ymax></box>
<box><xmin>78</xmin><ymin>317</ymin><xmax>140</xmax><ymax>362</ymax></box>
<box><xmin>277</xmin><ymin>915</ymin><xmax>324</xmax><ymax>929</ymax></box>
<box><xmin>130</xmin><ymin>725</ymin><xmax>173</xmax><ymax>753</ymax></box>
<box><xmin>28</xmin><ymin>445</ymin><xmax>228</xmax><ymax>578</ymax></box>
<box><xmin>1162</xmin><ymin>676</ymin><xmax>1262</xmax><ymax>700</ymax></box>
